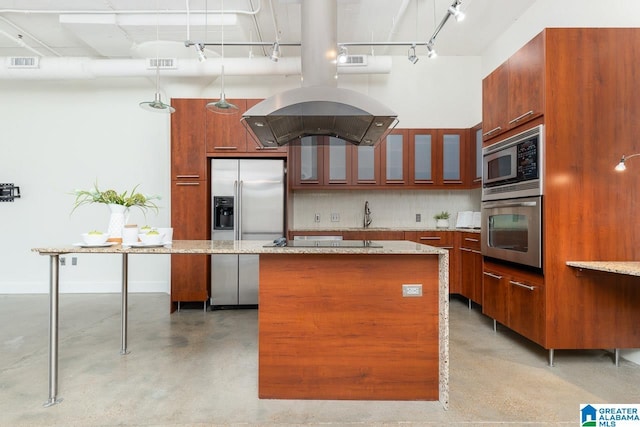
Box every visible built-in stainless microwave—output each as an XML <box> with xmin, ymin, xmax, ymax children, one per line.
<box><xmin>482</xmin><ymin>125</ymin><xmax>543</xmax><ymax>201</ymax></box>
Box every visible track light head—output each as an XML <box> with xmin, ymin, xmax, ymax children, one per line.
<box><xmin>427</xmin><ymin>44</ymin><xmax>437</xmax><ymax>59</ymax></box>
<box><xmin>337</xmin><ymin>45</ymin><xmax>348</xmax><ymax>64</ymax></box>
<box><xmin>270</xmin><ymin>42</ymin><xmax>280</xmax><ymax>62</ymax></box>
<box><xmin>448</xmin><ymin>1</ymin><xmax>465</xmax><ymax>22</ymax></box>
<box><xmin>407</xmin><ymin>45</ymin><xmax>418</xmax><ymax>64</ymax></box>
<box><xmin>194</xmin><ymin>43</ymin><xmax>206</xmax><ymax>62</ymax></box>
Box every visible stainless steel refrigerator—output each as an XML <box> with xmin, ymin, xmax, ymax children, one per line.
<box><xmin>210</xmin><ymin>158</ymin><xmax>285</xmax><ymax>307</ymax></box>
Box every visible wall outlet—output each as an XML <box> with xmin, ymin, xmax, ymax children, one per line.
<box><xmin>72</xmin><ymin>257</ymin><xmax>78</xmax><ymax>266</ymax></box>
<box><xmin>314</xmin><ymin>213</ymin><xmax>320</xmax><ymax>222</ymax></box>
<box><xmin>416</xmin><ymin>213</ymin><xmax>421</xmax><ymax>222</ymax></box>
<box><xmin>330</xmin><ymin>212</ymin><xmax>340</xmax><ymax>222</ymax></box>
<box><xmin>60</xmin><ymin>257</ymin><xmax>66</xmax><ymax>266</ymax></box>
<box><xmin>402</xmin><ymin>284</ymin><xmax>423</xmax><ymax>297</ymax></box>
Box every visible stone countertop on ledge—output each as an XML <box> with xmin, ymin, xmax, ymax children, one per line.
<box><xmin>32</xmin><ymin>240</ymin><xmax>448</xmax><ymax>256</ymax></box>
<box><xmin>566</xmin><ymin>261</ymin><xmax>640</xmax><ymax>277</ymax></box>
<box><xmin>291</xmin><ymin>227</ymin><xmax>481</xmax><ymax>233</ymax></box>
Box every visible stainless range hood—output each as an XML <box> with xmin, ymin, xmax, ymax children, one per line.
<box><xmin>242</xmin><ymin>1</ymin><xmax>397</xmax><ymax>147</ymax></box>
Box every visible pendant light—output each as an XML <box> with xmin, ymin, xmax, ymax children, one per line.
<box><xmin>140</xmin><ymin>0</ymin><xmax>175</xmax><ymax>114</ymax></box>
<box><xmin>206</xmin><ymin>0</ymin><xmax>238</xmax><ymax>114</ymax></box>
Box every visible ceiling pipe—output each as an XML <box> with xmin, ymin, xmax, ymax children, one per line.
<box><xmin>0</xmin><ymin>56</ymin><xmax>392</xmax><ymax>80</ymax></box>
<box><xmin>0</xmin><ymin>29</ymin><xmax>45</xmax><ymax>57</ymax></box>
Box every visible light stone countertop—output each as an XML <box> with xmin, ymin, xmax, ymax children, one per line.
<box><xmin>291</xmin><ymin>227</ymin><xmax>481</xmax><ymax>233</ymax></box>
<box><xmin>566</xmin><ymin>261</ymin><xmax>640</xmax><ymax>277</ymax></box>
<box><xmin>32</xmin><ymin>239</ymin><xmax>448</xmax><ymax>256</ymax></box>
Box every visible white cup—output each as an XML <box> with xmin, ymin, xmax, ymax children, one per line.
<box><xmin>122</xmin><ymin>225</ymin><xmax>139</xmax><ymax>245</ymax></box>
<box><xmin>157</xmin><ymin>227</ymin><xmax>173</xmax><ymax>242</ymax></box>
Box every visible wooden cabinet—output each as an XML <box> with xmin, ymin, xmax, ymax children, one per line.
<box><xmin>408</xmin><ymin>129</ymin><xmax>466</xmax><ymax>188</ymax></box>
<box><xmin>380</xmin><ymin>130</ymin><xmax>409</xmax><ymax>185</ymax></box>
<box><xmin>170</xmin><ymin>180</ymin><xmax>209</xmax><ymax>305</ymax></box>
<box><xmin>482</xmin><ymin>260</ymin><xmax>545</xmax><ymax>345</ymax></box>
<box><xmin>351</xmin><ymin>143</ymin><xmax>381</xmax><ymax>185</ymax></box>
<box><xmin>458</xmin><ymin>232</ymin><xmax>482</xmax><ymax>305</ymax></box>
<box><xmin>205</xmin><ymin>98</ymin><xmax>287</xmax><ymax>155</ymax></box>
<box><xmin>405</xmin><ymin>231</ymin><xmax>459</xmax><ymax>294</ymax></box>
<box><xmin>205</xmin><ymin>98</ymin><xmax>248</xmax><ymax>153</ymax></box>
<box><xmin>171</xmin><ymin>98</ymin><xmax>207</xmax><ymax>179</ymax></box>
<box><xmin>469</xmin><ymin>124</ymin><xmax>482</xmax><ymax>187</ymax></box>
<box><xmin>342</xmin><ymin>230</ymin><xmax>404</xmax><ymax>240</ymax></box>
<box><xmin>482</xmin><ymin>32</ymin><xmax>544</xmax><ymax>141</ymax></box>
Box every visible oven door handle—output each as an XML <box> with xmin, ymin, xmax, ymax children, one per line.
<box><xmin>483</xmin><ymin>201</ymin><xmax>538</xmax><ymax>208</ymax></box>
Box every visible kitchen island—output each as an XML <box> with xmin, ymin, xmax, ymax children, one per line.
<box><xmin>32</xmin><ymin>240</ymin><xmax>448</xmax><ymax>407</ymax></box>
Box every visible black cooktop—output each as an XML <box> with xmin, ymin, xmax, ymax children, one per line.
<box><xmin>264</xmin><ymin>240</ymin><xmax>383</xmax><ymax>248</ymax></box>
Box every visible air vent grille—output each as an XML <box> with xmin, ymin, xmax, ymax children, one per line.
<box><xmin>147</xmin><ymin>58</ymin><xmax>177</xmax><ymax>70</ymax></box>
<box><xmin>338</xmin><ymin>55</ymin><xmax>367</xmax><ymax>67</ymax></box>
<box><xmin>8</xmin><ymin>57</ymin><xmax>39</xmax><ymax>68</ymax></box>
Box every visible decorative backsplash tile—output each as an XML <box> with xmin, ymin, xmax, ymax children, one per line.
<box><xmin>292</xmin><ymin>189</ymin><xmax>481</xmax><ymax>229</ymax></box>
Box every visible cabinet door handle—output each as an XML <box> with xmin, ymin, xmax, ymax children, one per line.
<box><xmin>460</xmin><ymin>247</ymin><xmax>472</xmax><ymax>252</ymax></box>
<box><xmin>508</xmin><ymin>110</ymin><xmax>534</xmax><ymax>124</ymax></box>
<box><xmin>471</xmin><ymin>250</ymin><xmax>482</xmax><ymax>254</ymax></box>
<box><xmin>482</xmin><ymin>126</ymin><xmax>502</xmax><ymax>137</ymax></box>
<box><xmin>464</xmin><ymin>237</ymin><xmax>479</xmax><ymax>242</ymax></box>
<box><xmin>441</xmin><ymin>246</ymin><xmax>454</xmax><ymax>249</ymax></box>
<box><xmin>483</xmin><ymin>272</ymin><xmax>503</xmax><ymax>279</ymax></box>
<box><xmin>212</xmin><ymin>146</ymin><xmax>238</xmax><ymax>150</ymax></box>
<box><xmin>420</xmin><ymin>236</ymin><xmax>442</xmax><ymax>241</ymax></box>
<box><xmin>175</xmin><ymin>182</ymin><xmax>201</xmax><ymax>186</ymax></box>
<box><xmin>509</xmin><ymin>280</ymin><xmax>535</xmax><ymax>291</ymax></box>
<box><xmin>176</xmin><ymin>175</ymin><xmax>200</xmax><ymax>179</ymax></box>
<box><xmin>254</xmin><ymin>146</ymin><xmax>279</xmax><ymax>150</ymax></box>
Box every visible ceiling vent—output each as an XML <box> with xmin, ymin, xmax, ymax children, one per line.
<box><xmin>146</xmin><ymin>58</ymin><xmax>177</xmax><ymax>70</ymax></box>
<box><xmin>338</xmin><ymin>55</ymin><xmax>367</xmax><ymax>67</ymax></box>
<box><xmin>8</xmin><ymin>56</ymin><xmax>39</xmax><ymax>69</ymax></box>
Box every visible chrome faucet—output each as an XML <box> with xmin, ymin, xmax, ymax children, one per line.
<box><xmin>364</xmin><ymin>200</ymin><xmax>372</xmax><ymax>228</ymax></box>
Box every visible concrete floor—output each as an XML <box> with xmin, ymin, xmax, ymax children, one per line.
<box><xmin>0</xmin><ymin>293</ymin><xmax>638</xmax><ymax>427</ymax></box>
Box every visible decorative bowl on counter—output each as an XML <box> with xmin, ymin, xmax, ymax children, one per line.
<box><xmin>81</xmin><ymin>231</ymin><xmax>109</xmax><ymax>245</ymax></box>
<box><xmin>138</xmin><ymin>231</ymin><xmax>164</xmax><ymax>245</ymax></box>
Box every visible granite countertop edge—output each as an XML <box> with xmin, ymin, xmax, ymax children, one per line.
<box><xmin>32</xmin><ymin>240</ymin><xmax>447</xmax><ymax>256</ymax></box>
<box><xmin>566</xmin><ymin>261</ymin><xmax>640</xmax><ymax>277</ymax></box>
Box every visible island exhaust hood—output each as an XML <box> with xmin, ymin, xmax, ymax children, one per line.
<box><xmin>242</xmin><ymin>1</ymin><xmax>398</xmax><ymax>147</ymax></box>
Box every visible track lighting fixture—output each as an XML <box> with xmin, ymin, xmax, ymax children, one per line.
<box><xmin>407</xmin><ymin>44</ymin><xmax>418</xmax><ymax>64</ymax></box>
<box><xmin>270</xmin><ymin>41</ymin><xmax>280</xmax><ymax>62</ymax></box>
<box><xmin>615</xmin><ymin>153</ymin><xmax>640</xmax><ymax>171</ymax></box>
<box><xmin>194</xmin><ymin>43</ymin><xmax>206</xmax><ymax>62</ymax></box>
<box><xmin>427</xmin><ymin>44</ymin><xmax>437</xmax><ymax>59</ymax></box>
<box><xmin>337</xmin><ymin>45</ymin><xmax>348</xmax><ymax>64</ymax></box>
<box><xmin>448</xmin><ymin>1</ymin><xmax>465</xmax><ymax>22</ymax></box>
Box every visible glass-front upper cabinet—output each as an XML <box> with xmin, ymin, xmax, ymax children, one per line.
<box><xmin>381</xmin><ymin>130</ymin><xmax>408</xmax><ymax>185</ymax></box>
<box><xmin>293</xmin><ymin>136</ymin><xmax>323</xmax><ymax>186</ymax></box>
<box><xmin>441</xmin><ymin>132</ymin><xmax>462</xmax><ymax>183</ymax></box>
<box><xmin>409</xmin><ymin>130</ymin><xmax>435</xmax><ymax>185</ymax></box>
<box><xmin>352</xmin><ymin>143</ymin><xmax>380</xmax><ymax>185</ymax></box>
<box><xmin>325</xmin><ymin>137</ymin><xmax>351</xmax><ymax>184</ymax></box>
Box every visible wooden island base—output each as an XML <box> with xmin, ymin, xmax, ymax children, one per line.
<box><xmin>258</xmin><ymin>253</ymin><xmax>441</xmax><ymax>401</ymax></box>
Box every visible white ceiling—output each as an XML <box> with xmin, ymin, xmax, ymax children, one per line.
<box><xmin>0</xmin><ymin>0</ymin><xmax>537</xmax><ymax>60</ymax></box>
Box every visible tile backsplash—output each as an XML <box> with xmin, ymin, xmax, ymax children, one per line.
<box><xmin>292</xmin><ymin>189</ymin><xmax>481</xmax><ymax>229</ymax></box>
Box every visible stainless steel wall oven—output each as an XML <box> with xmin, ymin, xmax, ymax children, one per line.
<box><xmin>481</xmin><ymin>125</ymin><xmax>544</xmax><ymax>269</ymax></box>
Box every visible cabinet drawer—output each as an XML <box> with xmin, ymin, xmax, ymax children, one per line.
<box><xmin>459</xmin><ymin>232</ymin><xmax>481</xmax><ymax>251</ymax></box>
<box><xmin>410</xmin><ymin>231</ymin><xmax>454</xmax><ymax>248</ymax></box>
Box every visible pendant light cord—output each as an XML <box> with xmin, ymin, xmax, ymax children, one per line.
<box><xmin>155</xmin><ymin>0</ymin><xmax>160</xmax><ymax>94</ymax></box>
<box><xmin>220</xmin><ymin>0</ymin><xmax>225</xmax><ymax>95</ymax></box>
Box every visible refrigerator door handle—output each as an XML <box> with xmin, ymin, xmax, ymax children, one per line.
<box><xmin>238</xmin><ymin>180</ymin><xmax>243</xmax><ymax>239</ymax></box>
<box><xmin>234</xmin><ymin>180</ymin><xmax>239</xmax><ymax>240</ymax></box>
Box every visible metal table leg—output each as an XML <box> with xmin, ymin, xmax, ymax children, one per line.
<box><xmin>43</xmin><ymin>254</ymin><xmax>63</xmax><ymax>407</ymax></box>
<box><xmin>121</xmin><ymin>253</ymin><xmax>130</xmax><ymax>355</ymax></box>
<box><xmin>548</xmin><ymin>349</ymin><xmax>554</xmax><ymax>367</ymax></box>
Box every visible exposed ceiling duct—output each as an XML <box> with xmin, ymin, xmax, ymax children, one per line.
<box><xmin>242</xmin><ymin>0</ymin><xmax>398</xmax><ymax>147</ymax></box>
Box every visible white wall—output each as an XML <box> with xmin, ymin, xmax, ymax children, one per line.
<box><xmin>0</xmin><ymin>55</ymin><xmax>481</xmax><ymax>295</ymax></box>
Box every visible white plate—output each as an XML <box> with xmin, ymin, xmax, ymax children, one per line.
<box><xmin>72</xmin><ymin>242</ymin><xmax>117</xmax><ymax>248</ymax></box>
<box><xmin>124</xmin><ymin>242</ymin><xmax>171</xmax><ymax>248</ymax></box>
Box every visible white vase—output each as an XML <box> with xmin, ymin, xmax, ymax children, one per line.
<box><xmin>107</xmin><ymin>204</ymin><xmax>129</xmax><ymax>241</ymax></box>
